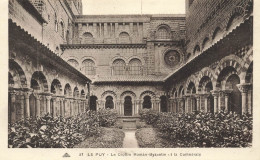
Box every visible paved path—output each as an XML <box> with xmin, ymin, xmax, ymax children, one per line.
<box><xmin>122</xmin><ymin>130</ymin><xmax>139</xmax><ymax>148</ymax></box>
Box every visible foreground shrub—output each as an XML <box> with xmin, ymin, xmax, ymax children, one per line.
<box><xmin>97</xmin><ymin>108</ymin><xmax>118</xmax><ymax>127</ymax></box>
<box><xmin>139</xmin><ymin>109</ymin><xmax>253</xmax><ymax>147</ymax></box>
<box><xmin>139</xmin><ymin>109</ymin><xmax>159</xmax><ymax>125</ymax></box>
<box><xmin>8</xmin><ymin>108</ymin><xmax>118</xmax><ymax>148</ymax></box>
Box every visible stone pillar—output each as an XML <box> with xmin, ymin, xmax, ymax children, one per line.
<box><xmin>155</xmin><ymin>99</ymin><xmax>160</xmax><ymax>112</ymax></box>
<box><xmin>211</xmin><ymin>90</ymin><xmax>219</xmax><ymax>113</ymax></box>
<box><xmin>35</xmin><ymin>94</ymin><xmax>41</xmax><ymax>117</ymax></box>
<box><xmin>248</xmin><ymin>89</ymin><xmax>252</xmax><ymax>115</ymax></box>
<box><xmin>10</xmin><ymin>91</ymin><xmax>17</xmax><ymax>123</ymax></box>
<box><xmin>196</xmin><ymin>95</ymin><xmax>200</xmax><ymax>112</ymax></box>
<box><xmin>223</xmin><ymin>90</ymin><xmax>232</xmax><ymax>113</ymax></box>
<box><xmin>24</xmin><ymin>91</ymin><xmax>31</xmax><ymax>118</ymax></box>
<box><xmin>136</xmin><ymin>100</ymin><xmax>140</xmax><ymax>115</ymax></box>
<box><xmin>52</xmin><ymin>97</ymin><xmax>57</xmax><ymax>117</ymax></box>
<box><xmin>46</xmin><ymin>95</ymin><xmax>52</xmax><ymax>115</ymax></box>
<box><xmin>237</xmin><ymin>83</ymin><xmax>251</xmax><ymax>114</ymax></box>
<box><xmin>203</xmin><ymin>94</ymin><xmax>209</xmax><ymax>113</ymax></box>
<box><xmin>169</xmin><ymin>98</ymin><xmax>174</xmax><ymax>113</ymax></box>
<box><xmin>19</xmin><ymin>92</ymin><xmax>24</xmax><ymax>119</ymax></box>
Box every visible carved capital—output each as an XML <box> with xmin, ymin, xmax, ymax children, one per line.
<box><xmin>210</xmin><ymin>90</ymin><xmax>219</xmax><ymax>97</ymax></box>
<box><xmin>237</xmin><ymin>83</ymin><xmax>252</xmax><ymax>93</ymax></box>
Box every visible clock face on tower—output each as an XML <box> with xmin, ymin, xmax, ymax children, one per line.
<box><xmin>164</xmin><ymin>50</ymin><xmax>181</xmax><ymax>67</ymax></box>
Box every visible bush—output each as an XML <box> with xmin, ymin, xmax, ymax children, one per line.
<box><xmin>139</xmin><ymin>110</ymin><xmax>253</xmax><ymax>147</ymax></box>
<box><xmin>139</xmin><ymin>109</ymin><xmax>159</xmax><ymax>126</ymax></box>
<box><xmin>97</xmin><ymin>108</ymin><xmax>118</xmax><ymax>127</ymax></box>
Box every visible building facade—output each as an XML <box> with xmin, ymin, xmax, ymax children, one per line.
<box><xmin>8</xmin><ymin>0</ymin><xmax>253</xmax><ymax>121</ymax></box>
<box><xmin>8</xmin><ymin>0</ymin><xmax>90</xmax><ymax>123</ymax></box>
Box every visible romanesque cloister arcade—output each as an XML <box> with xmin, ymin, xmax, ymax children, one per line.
<box><xmin>168</xmin><ymin>52</ymin><xmax>253</xmax><ymax>116</ymax></box>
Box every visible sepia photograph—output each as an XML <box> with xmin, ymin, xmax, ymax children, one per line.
<box><xmin>2</xmin><ymin>0</ymin><xmax>259</xmax><ymax>159</ymax></box>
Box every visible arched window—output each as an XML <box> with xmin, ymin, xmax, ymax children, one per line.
<box><xmin>82</xmin><ymin>59</ymin><xmax>95</xmax><ymax>75</ymax></box>
<box><xmin>112</xmin><ymin>59</ymin><xmax>126</xmax><ymax>75</ymax></box>
<box><xmin>119</xmin><ymin>32</ymin><xmax>130</xmax><ymax>43</ymax></box>
<box><xmin>60</xmin><ymin>21</ymin><xmax>64</xmax><ymax>38</ymax></box>
<box><xmin>54</xmin><ymin>13</ymin><xmax>58</xmax><ymax>32</ymax></box>
<box><xmin>67</xmin><ymin>59</ymin><xmax>79</xmax><ymax>68</ymax></box>
<box><xmin>156</xmin><ymin>27</ymin><xmax>170</xmax><ymax>39</ymax></box>
<box><xmin>82</xmin><ymin>32</ymin><xmax>94</xmax><ymax>43</ymax></box>
<box><xmin>105</xmin><ymin>96</ymin><xmax>114</xmax><ymax>109</ymax></box>
<box><xmin>143</xmin><ymin>96</ymin><xmax>152</xmax><ymax>109</ymax></box>
<box><xmin>129</xmin><ymin>59</ymin><xmax>142</xmax><ymax>75</ymax></box>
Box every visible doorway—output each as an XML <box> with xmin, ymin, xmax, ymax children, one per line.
<box><xmin>124</xmin><ymin>96</ymin><xmax>132</xmax><ymax>116</ymax></box>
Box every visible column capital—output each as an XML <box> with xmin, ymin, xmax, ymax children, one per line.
<box><xmin>237</xmin><ymin>83</ymin><xmax>252</xmax><ymax>93</ymax></box>
<box><xmin>222</xmin><ymin>89</ymin><xmax>233</xmax><ymax>96</ymax></box>
<box><xmin>210</xmin><ymin>90</ymin><xmax>219</xmax><ymax>96</ymax></box>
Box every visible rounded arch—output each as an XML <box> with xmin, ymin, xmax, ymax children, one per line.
<box><xmin>101</xmin><ymin>90</ymin><xmax>117</xmax><ymax>101</ymax></box>
<box><xmin>81</xmin><ymin>56</ymin><xmax>96</xmax><ymax>64</ymax></box>
<box><xmin>215</xmin><ymin>55</ymin><xmax>245</xmax><ymax>85</ymax></box>
<box><xmin>139</xmin><ymin>90</ymin><xmax>156</xmax><ymax>100</ymax></box>
<box><xmin>197</xmin><ymin>67</ymin><xmax>216</xmax><ymax>89</ymax></box>
<box><xmin>202</xmin><ymin>37</ymin><xmax>210</xmax><ymax>50</ymax></box>
<box><xmin>81</xmin><ymin>59</ymin><xmax>96</xmax><ymax>75</ymax></box>
<box><xmin>82</xmin><ymin>32</ymin><xmax>94</xmax><ymax>43</ymax></box>
<box><xmin>129</xmin><ymin>58</ymin><xmax>142</xmax><ymax>75</ymax></box>
<box><xmin>51</xmin><ymin>79</ymin><xmax>62</xmax><ymax>95</ymax></box>
<box><xmin>31</xmin><ymin>71</ymin><xmax>48</xmax><ymax>92</ymax></box>
<box><xmin>105</xmin><ymin>96</ymin><xmax>114</xmax><ymax>109</ymax></box>
<box><xmin>9</xmin><ymin>59</ymin><xmax>28</xmax><ymax>88</ymax></box>
<box><xmin>112</xmin><ymin>58</ymin><xmax>126</xmax><ymax>75</ymax></box>
<box><xmin>193</xmin><ymin>44</ymin><xmax>200</xmax><ymax>55</ymax></box>
<box><xmin>187</xmin><ymin>81</ymin><xmax>196</xmax><ymax>94</ymax></box>
<box><xmin>81</xmin><ymin>89</ymin><xmax>85</xmax><ymax>98</ymax></box>
<box><xmin>155</xmin><ymin>24</ymin><xmax>171</xmax><ymax>39</ymax></box>
<box><xmin>198</xmin><ymin>76</ymin><xmax>213</xmax><ymax>93</ymax></box>
<box><xmin>67</xmin><ymin>59</ymin><xmax>79</xmax><ymax>68</ymax></box>
<box><xmin>212</xmin><ymin>27</ymin><xmax>222</xmax><ymax>41</ymax></box>
<box><xmin>64</xmin><ymin>83</ymin><xmax>72</xmax><ymax>96</ymax></box>
<box><xmin>178</xmin><ymin>85</ymin><xmax>185</xmax><ymax>97</ymax></box>
<box><xmin>127</xmin><ymin>56</ymin><xmax>145</xmax><ymax>65</ymax></box>
<box><xmin>226</xmin><ymin>7</ymin><xmax>245</xmax><ymax>31</ymax></box>
<box><xmin>171</xmin><ymin>88</ymin><xmax>177</xmax><ymax>98</ymax></box>
<box><xmin>73</xmin><ymin>86</ymin><xmax>79</xmax><ymax>98</ymax></box>
<box><xmin>120</xmin><ymin>91</ymin><xmax>136</xmax><ymax>100</ymax></box>
<box><xmin>119</xmin><ymin>32</ymin><xmax>130</xmax><ymax>43</ymax></box>
<box><xmin>185</xmin><ymin>75</ymin><xmax>197</xmax><ymax>91</ymax></box>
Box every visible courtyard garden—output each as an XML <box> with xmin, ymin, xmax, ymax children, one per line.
<box><xmin>136</xmin><ymin>109</ymin><xmax>253</xmax><ymax>148</ymax></box>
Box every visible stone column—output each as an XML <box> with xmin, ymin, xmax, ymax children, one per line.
<box><xmin>223</xmin><ymin>90</ymin><xmax>232</xmax><ymax>113</ymax></box>
<box><xmin>169</xmin><ymin>98</ymin><xmax>174</xmax><ymax>113</ymax></box>
<box><xmin>52</xmin><ymin>97</ymin><xmax>57</xmax><ymax>117</ymax></box>
<box><xmin>46</xmin><ymin>95</ymin><xmax>52</xmax><ymax>115</ymax></box>
<box><xmin>203</xmin><ymin>94</ymin><xmax>209</xmax><ymax>113</ymax></box>
<box><xmin>155</xmin><ymin>99</ymin><xmax>160</xmax><ymax>112</ymax></box>
<box><xmin>211</xmin><ymin>90</ymin><xmax>219</xmax><ymax>113</ymax></box>
<box><xmin>35</xmin><ymin>94</ymin><xmax>41</xmax><ymax>117</ymax></box>
<box><xmin>19</xmin><ymin>91</ymin><xmax>24</xmax><ymax>119</ymax></box>
<box><xmin>10</xmin><ymin>91</ymin><xmax>17</xmax><ymax>123</ymax></box>
<box><xmin>237</xmin><ymin>83</ymin><xmax>251</xmax><ymax>114</ymax></box>
<box><xmin>135</xmin><ymin>100</ymin><xmax>140</xmax><ymax>115</ymax></box>
<box><xmin>248</xmin><ymin>88</ymin><xmax>252</xmax><ymax>115</ymax></box>
<box><xmin>24</xmin><ymin>91</ymin><xmax>31</xmax><ymax>118</ymax></box>
<box><xmin>196</xmin><ymin>95</ymin><xmax>200</xmax><ymax>112</ymax></box>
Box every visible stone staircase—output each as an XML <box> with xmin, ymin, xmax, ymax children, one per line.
<box><xmin>117</xmin><ymin>116</ymin><xmax>140</xmax><ymax>130</ymax></box>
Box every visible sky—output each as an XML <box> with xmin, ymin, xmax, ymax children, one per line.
<box><xmin>82</xmin><ymin>0</ymin><xmax>185</xmax><ymax>15</ymax></box>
